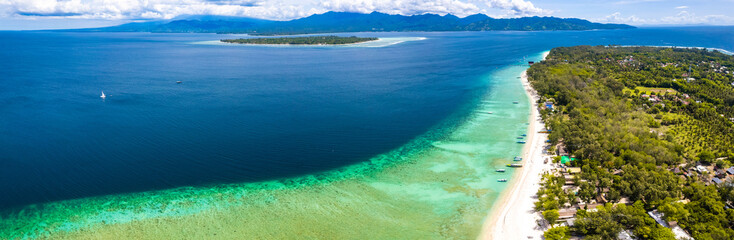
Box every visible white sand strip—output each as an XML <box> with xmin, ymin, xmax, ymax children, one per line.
<box><xmin>479</xmin><ymin>51</ymin><xmax>551</xmax><ymax>240</ymax></box>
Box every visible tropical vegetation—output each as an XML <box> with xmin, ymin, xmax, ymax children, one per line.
<box><xmin>529</xmin><ymin>46</ymin><xmax>734</xmax><ymax>239</ymax></box>
<box><xmin>221</xmin><ymin>36</ymin><xmax>377</xmax><ymax>45</ymax></box>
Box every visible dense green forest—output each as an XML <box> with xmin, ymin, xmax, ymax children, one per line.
<box><xmin>89</xmin><ymin>12</ymin><xmax>634</xmax><ymax>34</ymax></box>
<box><xmin>529</xmin><ymin>46</ymin><xmax>734</xmax><ymax>239</ymax></box>
<box><xmin>221</xmin><ymin>36</ymin><xmax>377</xmax><ymax>45</ymax></box>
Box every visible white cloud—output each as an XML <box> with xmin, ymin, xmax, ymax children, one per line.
<box><xmin>604</xmin><ymin>12</ymin><xmax>643</xmax><ymax>24</ymax></box>
<box><xmin>675</xmin><ymin>5</ymin><xmax>688</xmax><ymax>9</ymax></box>
<box><xmin>485</xmin><ymin>0</ymin><xmax>548</xmax><ymax>15</ymax></box>
<box><xmin>613</xmin><ymin>0</ymin><xmax>663</xmax><ymax>5</ymax></box>
<box><xmin>601</xmin><ymin>10</ymin><xmax>734</xmax><ymax>25</ymax></box>
<box><xmin>318</xmin><ymin>0</ymin><xmax>482</xmax><ymax>17</ymax></box>
<box><xmin>659</xmin><ymin>10</ymin><xmax>734</xmax><ymax>25</ymax></box>
<box><xmin>0</xmin><ymin>0</ymin><xmax>549</xmax><ymax>21</ymax></box>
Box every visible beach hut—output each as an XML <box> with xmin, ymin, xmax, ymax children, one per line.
<box><xmin>544</xmin><ymin>102</ymin><xmax>554</xmax><ymax>110</ymax></box>
<box><xmin>712</xmin><ymin>178</ymin><xmax>723</xmax><ymax>184</ymax></box>
<box><xmin>727</xmin><ymin>167</ymin><xmax>734</xmax><ymax>175</ymax></box>
<box><xmin>617</xmin><ymin>230</ymin><xmax>635</xmax><ymax>240</ymax></box>
<box><xmin>716</xmin><ymin>169</ymin><xmax>727</xmax><ymax>178</ymax></box>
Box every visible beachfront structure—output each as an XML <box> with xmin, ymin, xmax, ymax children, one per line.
<box><xmin>727</xmin><ymin>167</ymin><xmax>734</xmax><ymax>175</ymax></box>
<box><xmin>648</xmin><ymin>210</ymin><xmax>694</xmax><ymax>240</ymax></box>
<box><xmin>544</xmin><ymin>102</ymin><xmax>554</xmax><ymax>110</ymax></box>
<box><xmin>556</xmin><ymin>144</ymin><xmax>568</xmax><ymax>156</ymax></box>
<box><xmin>712</xmin><ymin>178</ymin><xmax>723</xmax><ymax>184</ymax></box>
<box><xmin>566</xmin><ymin>167</ymin><xmax>581</xmax><ymax>174</ymax></box>
<box><xmin>617</xmin><ymin>230</ymin><xmax>636</xmax><ymax>240</ymax></box>
<box><xmin>715</xmin><ymin>169</ymin><xmax>727</xmax><ymax>178</ymax></box>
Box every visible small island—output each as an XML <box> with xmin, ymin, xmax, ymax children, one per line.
<box><xmin>221</xmin><ymin>36</ymin><xmax>378</xmax><ymax>45</ymax></box>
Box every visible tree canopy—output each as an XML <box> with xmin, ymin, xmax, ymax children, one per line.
<box><xmin>530</xmin><ymin>46</ymin><xmax>734</xmax><ymax>239</ymax></box>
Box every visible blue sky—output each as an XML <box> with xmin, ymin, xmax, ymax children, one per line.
<box><xmin>0</xmin><ymin>0</ymin><xmax>732</xmax><ymax>30</ymax></box>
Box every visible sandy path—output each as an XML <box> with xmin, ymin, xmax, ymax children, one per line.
<box><xmin>478</xmin><ymin>52</ymin><xmax>551</xmax><ymax>240</ymax></box>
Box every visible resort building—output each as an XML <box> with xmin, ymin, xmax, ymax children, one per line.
<box><xmin>712</xmin><ymin>178</ymin><xmax>723</xmax><ymax>185</ymax></box>
<box><xmin>648</xmin><ymin>210</ymin><xmax>694</xmax><ymax>240</ymax></box>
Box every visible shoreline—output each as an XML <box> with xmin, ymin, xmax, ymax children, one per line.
<box><xmin>191</xmin><ymin>37</ymin><xmax>427</xmax><ymax>48</ymax></box>
<box><xmin>219</xmin><ymin>38</ymin><xmax>381</xmax><ymax>46</ymax></box>
<box><xmin>1</xmin><ymin>57</ymin><xmax>535</xmax><ymax>239</ymax></box>
<box><xmin>478</xmin><ymin>51</ymin><xmax>551</xmax><ymax>240</ymax></box>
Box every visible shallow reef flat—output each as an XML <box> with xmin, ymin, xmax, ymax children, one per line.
<box><xmin>0</xmin><ymin>56</ymin><xmax>543</xmax><ymax>239</ymax></box>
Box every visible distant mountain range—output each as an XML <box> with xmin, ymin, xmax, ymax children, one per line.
<box><xmin>87</xmin><ymin>11</ymin><xmax>635</xmax><ymax>34</ymax></box>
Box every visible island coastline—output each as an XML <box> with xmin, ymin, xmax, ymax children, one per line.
<box><xmin>479</xmin><ymin>51</ymin><xmax>551</xmax><ymax>240</ymax></box>
<box><xmin>220</xmin><ymin>36</ymin><xmax>379</xmax><ymax>45</ymax></box>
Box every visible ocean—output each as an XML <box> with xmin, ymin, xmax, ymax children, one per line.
<box><xmin>1</xmin><ymin>27</ymin><xmax>733</xmax><ymax>238</ymax></box>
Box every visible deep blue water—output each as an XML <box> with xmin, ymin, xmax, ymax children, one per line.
<box><xmin>1</xmin><ymin>27</ymin><xmax>733</xmax><ymax>209</ymax></box>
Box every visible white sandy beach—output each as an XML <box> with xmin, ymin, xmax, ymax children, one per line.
<box><xmin>479</xmin><ymin>52</ymin><xmax>552</xmax><ymax>240</ymax></box>
<box><xmin>192</xmin><ymin>37</ymin><xmax>427</xmax><ymax>48</ymax></box>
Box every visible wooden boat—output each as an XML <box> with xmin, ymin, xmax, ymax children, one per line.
<box><xmin>514</xmin><ymin>156</ymin><xmax>522</xmax><ymax>161</ymax></box>
<box><xmin>517</xmin><ymin>141</ymin><xmax>526</xmax><ymax>144</ymax></box>
<box><xmin>496</xmin><ymin>169</ymin><xmax>506</xmax><ymax>172</ymax></box>
<box><xmin>507</xmin><ymin>163</ymin><xmax>522</xmax><ymax>167</ymax></box>
<box><xmin>497</xmin><ymin>179</ymin><xmax>508</xmax><ymax>182</ymax></box>
<box><xmin>513</xmin><ymin>101</ymin><xmax>519</xmax><ymax>104</ymax></box>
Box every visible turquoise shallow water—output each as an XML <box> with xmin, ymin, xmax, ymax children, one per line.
<box><xmin>0</xmin><ymin>52</ymin><xmax>542</xmax><ymax>239</ymax></box>
<box><xmin>2</xmin><ymin>28</ymin><xmax>734</xmax><ymax>238</ymax></box>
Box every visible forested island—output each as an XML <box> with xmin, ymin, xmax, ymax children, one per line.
<box><xmin>221</xmin><ymin>36</ymin><xmax>378</xmax><ymax>45</ymax></box>
<box><xmin>529</xmin><ymin>46</ymin><xmax>734</xmax><ymax>239</ymax></box>
<box><xmin>86</xmin><ymin>12</ymin><xmax>634</xmax><ymax>34</ymax></box>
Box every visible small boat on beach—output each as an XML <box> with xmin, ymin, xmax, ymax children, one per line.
<box><xmin>100</xmin><ymin>91</ymin><xmax>106</xmax><ymax>99</ymax></box>
<box><xmin>488</xmin><ymin>112</ymin><xmax>493</xmax><ymax>114</ymax></box>
<box><xmin>513</xmin><ymin>101</ymin><xmax>519</xmax><ymax>104</ymax></box>
<box><xmin>507</xmin><ymin>163</ymin><xmax>522</xmax><ymax>167</ymax></box>
<box><xmin>516</xmin><ymin>137</ymin><xmax>524</xmax><ymax>139</ymax></box>
<box><xmin>497</xmin><ymin>179</ymin><xmax>508</xmax><ymax>182</ymax></box>
<box><xmin>496</xmin><ymin>169</ymin><xmax>506</xmax><ymax>172</ymax></box>
<box><xmin>514</xmin><ymin>156</ymin><xmax>522</xmax><ymax>161</ymax></box>
<box><xmin>517</xmin><ymin>141</ymin><xmax>526</xmax><ymax>144</ymax></box>
<box><xmin>521</xmin><ymin>134</ymin><xmax>527</xmax><ymax>137</ymax></box>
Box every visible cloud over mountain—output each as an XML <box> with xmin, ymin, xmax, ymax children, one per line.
<box><xmin>0</xmin><ymin>0</ymin><xmax>547</xmax><ymax>20</ymax></box>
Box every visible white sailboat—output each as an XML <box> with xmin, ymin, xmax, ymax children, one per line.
<box><xmin>100</xmin><ymin>91</ymin><xmax>106</xmax><ymax>99</ymax></box>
